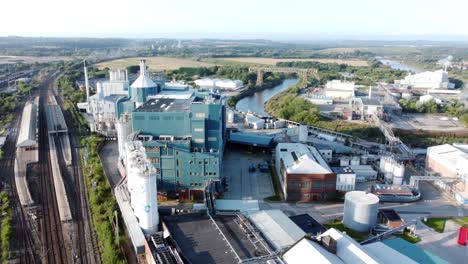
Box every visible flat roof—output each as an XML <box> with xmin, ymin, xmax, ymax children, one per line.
<box><xmin>134</xmin><ymin>98</ymin><xmax>191</xmax><ymax>113</ymax></box>
<box><xmin>289</xmin><ymin>214</ymin><xmax>326</xmax><ymax>235</ymax></box>
<box><xmin>332</xmin><ymin>167</ymin><xmax>355</xmax><ymax>174</ymax></box>
<box><xmin>363</xmin><ymin>241</ymin><xmax>418</xmax><ymax>264</ymax></box>
<box><xmin>277</xmin><ymin>143</ymin><xmax>332</xmax><ymax>174</ymax></box>
<box><xmin>383</xmin><ymin>238</ymin><xmax>449</xmax><ymax>264</ymax></box>
<box><xmin>45</xmin><ymin>104</ymin><xmax>68</xmax><ymax>133</ymax></box>
<box><xmin>17</xmin><ymin>101</ymin><xmax>37</xmax><ymax>147</ymax></box>
<box><xmin>215</xmin><ymin>199</ymin><xmax>259</xmax><ymax>215</ymax></box>
<box><xmin>163</xmin><ymin>214</ymin><xmax>240</xmax><ymax>264</ymax></box>
<box><xmin>248</xmin><ymin>210</ymin><xmax>305</xmax><ymax>250</ymax></box>
<box><xmin>229</xmin><ymin>132</ymin><xmax>273</xmax><ymax>148</ymax></box>
<box><xmin>359</xmin><ymin>98</ymin><xmax>382</xmax><ymax>106</ymax></box>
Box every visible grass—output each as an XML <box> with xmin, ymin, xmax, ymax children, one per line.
<box><xmin>96</xmin><ymin>56</ymin><xmax>215</xmax><ymax>70</ymax></box>
<box><xmin>422</xmin><ymin>218</ymin><xmax>447</xmax><ymax>233</ymax></box>
<box><xmin>217</xmin><ymin>57</ymin><xmax>369</xmax><ymax>67</ymax></box>
<box><xmin>395</xmin><ymin>230</ymin><xmax>421</xmax><ymax>244</ymax></box>
<box><xmin>324</xmin><ymin>220</ymin><xmax>369</xmax><ymax>242</ymax></box>
<box><xmin>0</xmin><ymin>191</ymin><xmax>12</xmax><ymax>261</ymax></box>
<box><xmin>452</xmin><ymin>217</ymin><xmax>468</xmax><ymax>228</ymax></box>
<box><xmin>265</xmin><ymin>167</ymin><xmax>283</xmax><ymax>202</ymax></box>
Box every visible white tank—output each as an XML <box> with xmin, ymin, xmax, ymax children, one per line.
<box><xmin>343</xmin><ymin>191</ymin><xmax>379</xmax><ymax>232</ymax></box>
<box><xmin>117</xmin><ymin>113</ymin><xmax>132</xmax><ymax>160</ymax></box>
<box><xmin>125</xmin><ymin>141</ymin><xmax>159</xmax><ymax>234</ymax></box>
<box><xmin>340</xmin><ymin>158</ymin><xmax>350</xmax><ymax>167</ymax></box>
<box><xmin>298</xmin><ymin>125</ymin><xmax>308</xmax><ymax>142</ymax></box>
<box><xmin>379</xmin><ymin>156</ymin><xmax>388</xmax><ymax>172</ymax></box>
<box><xmin>392</xmin><ymin>163</ymin><xmax>405</xmax><ymax>185</ymax></box>
<box><xmin>227</xmin><ymin>110</ymin><xmax>235</xmax><ymax>123</ymax></box>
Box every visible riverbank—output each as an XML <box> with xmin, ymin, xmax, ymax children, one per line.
<box><xmin>227</xmin><ymin>75</ymin><xmax>288</xmax><ymax>109</ymax></box>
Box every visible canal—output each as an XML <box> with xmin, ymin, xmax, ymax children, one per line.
<box><xmin>235</xmin><ymin>78</ymin><xmax>298</xmax><ymax>116</ymax></box>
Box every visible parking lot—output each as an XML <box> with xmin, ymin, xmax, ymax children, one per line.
<box><xmin>222</xmin><ymin>146</ymin><xmax>275</xmax><ymax>200</ymax></box>
<box><xmin>390</xmin><ymin>113</ymin><xmax>466</xmax><ymax>132</ymax></box>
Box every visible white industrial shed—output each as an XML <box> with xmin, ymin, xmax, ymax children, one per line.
<box><xmin>17</xmin><ymin>101</ymin><xmax>38</xmax><ymax>148</ymax></box>
<box><xmin>283</xmin><ymin>237</ymin><xmax>344</xmax><ymax>264</ymax></box>
<box><xmin>283</xmin><ymin>228</ymin><xmax>417</xmax><ymax>264</ymax></box>
<box><xmin>247</xmin><ymin>210</ymin><xmax>305</xmax><ymax>250</ymax></box>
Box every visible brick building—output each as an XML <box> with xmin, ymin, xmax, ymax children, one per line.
<box><xmin>275</xmin><ymin>143</ymin><xmax>336</xmax><ymax>202</ymax></box>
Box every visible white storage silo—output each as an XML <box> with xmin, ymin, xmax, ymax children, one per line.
<box><xmin>343</xmin><ymin>191</ymin><xmax>379</xmax><ymax>232</ymax></box>
<box><xmin>117</xmin><ymin>113</ymin><xmax>132</xmax><ymax>160</ymax></box>
<box><xmin>126</xmin><ymin>141</ymin><xmax>159</xmax><ymax>234</ymax></box>
<box><xmin>392</xmin><ymin>163</ymin><xmax>405</xmax><ymax>185</ymax></box>
<box><xmin>350</xmin><ymin>157</ymin><xmax>360</xmax><ymax>166</ymax></box>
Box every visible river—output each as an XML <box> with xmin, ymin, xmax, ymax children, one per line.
<box><xmin>379</xmin><ymin>59</ymin><xmax>421</xmax><ymax>73</ymax></box>
<box><xmin>236</xmin><ymin>78</ymin><xmax>298</xmax><ymax>115</ymax></box>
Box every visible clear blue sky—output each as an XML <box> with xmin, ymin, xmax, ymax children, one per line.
<box><xmin>2</xmin><ymin>0</ymin><xmax>467</xmax><ymax>39</ymax></box>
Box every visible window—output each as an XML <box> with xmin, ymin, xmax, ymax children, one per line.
<box><xmin>149</xmin><ymin>157</ymin><xmax>160</xmax><ymax>163</ymax></box>
<box><xmin>313</xmin><ymin>181</ymin><xmax>322</xmax><ymax>189</ymax></box>
<box><xmin>163</xmin><ymin>116</ymin><xmax>173</xmax><ymax>120</ymax></box>
<box><xmin>194</xmin><ymin>128</ymin><xmax>204</xmax><ymax>132</ymax></box>
<box><xmin>300</xmin><ymin>181</ymin><xmax>311</xmax><ymax>188</ymax></box>
<box><xmin>289</xmin><ymin>180</ymin><xmax>297</xmax><ymax>188</ymax></box>
<box><xmin>327</xmin><ymin>181</ymin><xmax>335</xmax><ymax>188</ymax></box>
<box><xmin>208</xmin><ymin>137</ymin><xmax>217</xmax><ymax>142</ymax></box>
<box><xmin>195</xmin><ymin>113</ymin><xmax>206</xmax><ymax>118</ymax></box>
<box><xmin>156</xmin><ymin>168</ymin><xmax>161</xmax><ymax>174</ymax></box>
<box><xmin>149</xmin><ymin>116</ymin><xmax>159</xmax><ymax>120</ymax></box>
<box><xmin>194</xmin><ymin>138</ymin><xmax>205</xmax><ymax>143</ymax></box>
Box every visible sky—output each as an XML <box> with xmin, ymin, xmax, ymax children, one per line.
<box><xmin>1</xmin><ymin>0</ymin><xmax>468</xmax><ymax>40</ymax></box>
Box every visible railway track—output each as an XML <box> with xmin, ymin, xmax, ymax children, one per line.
<box><xmin>0</xmin><ymin>109</ymin><xmax>37</xmax><ymax>263</ymax></box>
<box><xmin>38</xmin><ymin>79</ymin><xmax>68</xmax><ymax>264</ymax></box>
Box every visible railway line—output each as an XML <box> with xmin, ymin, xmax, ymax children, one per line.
<box><xmin>54</xmin><ymin>85</ymin><xmax>101</xmax><ymax>264</ymax></box>
<box><xmin>38</xmin><ymin>88</ymin><xmax>69</xmax><ymax>263</ymax></box>
<box><xmin>0</xmin><ymin>108</ymin><xmax>37</xmax><ymax>263</ymax></box>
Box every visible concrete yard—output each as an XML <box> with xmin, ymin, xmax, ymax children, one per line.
<box><xmin>99</xmin><ymin>141</ymin><xmax>122</xmax><ymax>188</ymax></box>
<box><xmin>416</xmin><ymin>220</ymin><xmax>468</xmax><ymax>263</ymax></box>
<box><xmin>390</xmin><ymin>113</ymin><xmax>466</xmax><ymax>132</ymax></box>
<box><xmin>222</xmin><ymin>146</ymin><xmax>274</xmax><ymax>200</ymax></box>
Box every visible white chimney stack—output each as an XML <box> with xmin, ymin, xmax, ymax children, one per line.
<box><xmin>84</xmin><ymin>60</ymin><xmax>90</xmax><ymax>102</ymax></box>
<box><xmin>140</xmin><ymin>59</ymin><xmax>147</xmax><ymax>76</ymax></box>
<box><xmin>368</xmin><ymin>86</ymin><xmax>372</xmax><ymax>98</ymax></box>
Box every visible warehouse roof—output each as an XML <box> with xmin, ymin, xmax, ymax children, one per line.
<box><xmin>283</xmin><ymin>237</ymin><xmax>345</xmax><ymax>264</ymax></box>
<box><xmin>17</xmin><ymin>101</ymin><xmax>37</xmax><ymax>147</ymax></box>
<box><xmin>362</xmin><ymin>241</ymin><xmax>418</xmax><ymax>264</ymax></box>
<box><xmin>277</xmin><ymin>143</ymin><xmax>332</xmax><ymax>174</ymax></box>
<box><xmin>248</xmin><ymin>210</ymin><xmax>305</xmax><ymax>250</ymax></box>
<box><xmin>229</xmin><ymin>132</ymin><xmax>273</xmax><ymax>147</ymax></box>
<box><xmin>383</xmin><ymin>238</ymin><xmax>449</xmax><ymax>264</ymax></box>
<box><xmin>359</xmin><ymin>98</ymin><xmax>382</xmax><ymax>106</ymax></box>
<box><xmin>318</xmin><ymin>228</ymin><xmax>380</xmax><ymax>264</ymax></box>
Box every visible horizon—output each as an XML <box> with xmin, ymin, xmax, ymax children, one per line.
<box><xmin>2</xmin><ymin>0</ymin><xmax>468</xmax><ymax>41</ymax></box>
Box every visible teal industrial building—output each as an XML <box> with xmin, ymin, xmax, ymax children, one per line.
<box><xmin>115</xmin><ymin>60</ymin><xmax>226</xmax><ymax>197</ymax></box>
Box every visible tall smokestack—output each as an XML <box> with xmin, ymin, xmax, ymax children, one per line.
<box><xmin>140</xmin><ymin>59</ymin><xmax>147</xmax><ymax>76</ymax></box>
<box><xmin>368</xmin><ymin>86</ymin><xmax>372</xmax><ymax>98</ymax></box>
<box><xmin>125</xmin><ymin>69</ymin><xmax>128</xmax><ymax>81</ymax></box>
<box><xmin>84</xmin><ymin>60</ymin><xmax>90</xmax><ymax>102</ymax></box>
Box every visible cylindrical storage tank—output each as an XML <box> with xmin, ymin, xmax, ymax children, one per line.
<box><xmin>379</xmin><ymin>157</ymin><xmax>388</xmax><ymax>172</ymax></box>
<box><xmin>360</xmin><ymin>156</ymin><xmax>368</xmax><ymax>165</ymax></box>
<box><xmin>384</xmin><ymin>158</ymin><xmax>394</xmax><ymax>174</ymax></box>
<box><xmin>343</xmin><ymin>191</ymin><xmax>379</xmax><ymax>232</ymax></box>
<box><xmin>392</xmin><ymin>163</ymin><xmax>405</xmax><ymax>185</ymax></box>
<box><xmin>340</xmin><ymin>158</ymin><xmax>350</xmax><ymax>167</ymax></box>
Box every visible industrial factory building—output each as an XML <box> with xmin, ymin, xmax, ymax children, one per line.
<box><xmin>283</xmin><ymin>228</ymin><xmax>417</xmax><ymax>264</ymax></box>
<box><xmin>195</xmin><ymin>78</ymin><xmax>243</xmax><ymax>90</ymax></box>
<box><xmin>324</xmin><ymin>80</ymin><xmax>356</xmax><ymax>99</ymax></box>
<box><xmin>426</xmin><ymin>143</ymin><xmax>468</xmax><ymax>201</ymax></box>
<box><xmin>397</xmin><ymin>69</ymin><xmax>455</xmax><ymax>89</ymax></box>
<box><xmin>351</xmin><ymin>97</ymin><xmax>383</xmax><ymax>119</ymax></box>
<box><xmin>113</xmin><ymin>60</ymin><xmax>226</xmax><ymax>197</ymax></box>
<box><xmin>275</xmin><ymin>143</ymin><xmax>336</xmax><ymax>202</ymax></box>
